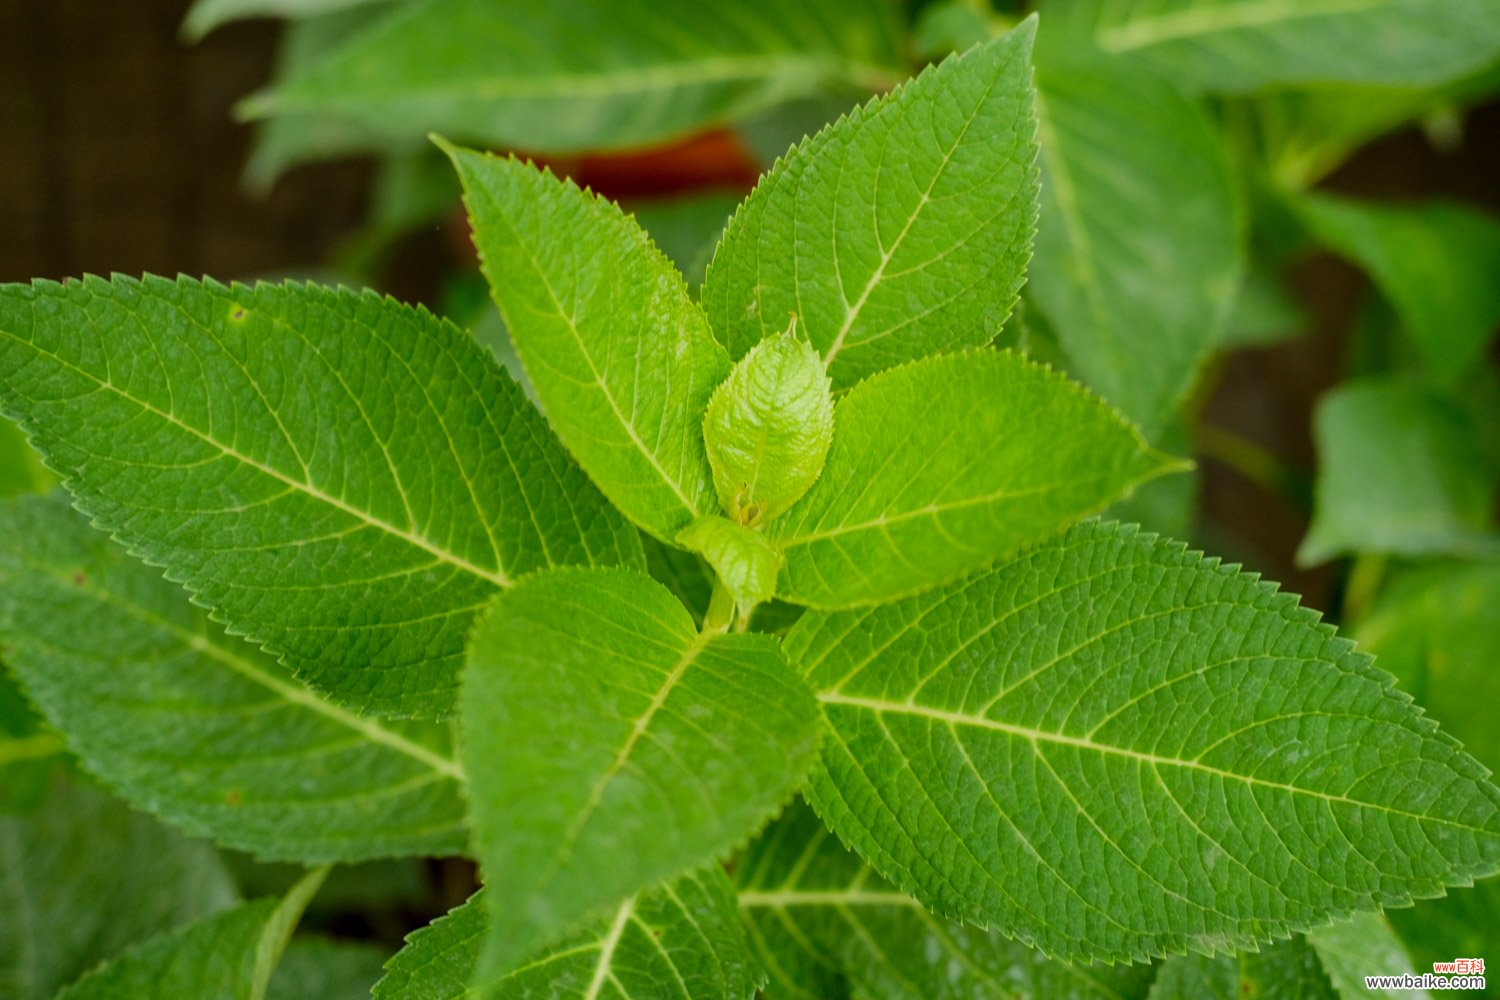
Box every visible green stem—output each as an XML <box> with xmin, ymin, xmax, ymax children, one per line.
<box><xmin>703</xmin><ymin>579</ymin><xmax>736</xmax><ymax>635</ymax></box>
<box><xmin>1194</xmin><ymin>423</ymin><xmax>1306</xmax><ymax>508</ymax></box>
<box><xmin>1342</xmin><ymin>553</ymin><xmax>1387</xmax><ymax>628</ymax></box>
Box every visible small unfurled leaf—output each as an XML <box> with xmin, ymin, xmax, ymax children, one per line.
<box><xmin>448</xmin><ymin>147</ymin><xmax>730</xmax><ymax>542</ymax></box>
<box><xmin>0</xmin><ymin>493</ymin><xmax>468</xmax><ymax>863</ymax></box>
<box><xmin>787</xmin><ymin>519</ymin><xmax>1500</xmax><ymax>965</ymax></box>
<box><xmin>766</xmin><ymin>350</ymin><xmax>1178</xmax><ymax>609</ymax></box>
<box><xmin>0</xmin><ymin>781</ymin><xmax>240</xmax><ymax>1000</ymax></box>
<box><xmin>0</xmin><ymin>277</ymin><xmax>641</xmax><ymax>718</ymax></box>
<box><xmin>703</xmin><ymin>321</ymin><xmax>834</xmax><ymax>525</ymax></box>
<box><xmin>462</xmin><ymin>567</ymin><xmax>819</xmax><ymax>975</ymax></box>
<box><xmin>243</xmin><ymin>0</ymin><xmax>903</xmax><ymax>154</ymax></box>
<box><xmin>1029</xmin><ymin>47</ymin><xmax>1241</xmax><ymax>437</ymax></box>
<box><xmin>375</xmin><ymin>869</ymin><xmax>762</xmax><ymax>999</ymax></box>
<box><xmin>1297</xmin><ymin>194</ymin><xmax>1500</xmax><ymax>386</ymax></box>
<box><xmin>703</xmin><ymin>21</ymin><xmax>1040</xmax><ymax>388</ymax></box>
<box><xmin>738</xmin><ymin>799</ymin><xmax>1157</xmax><ymax>1000</ymax></box>
<box><xmin>56</xmin><ymin>867</ymin><xmax>326</xmax><ymax>1000</ymax></box>
<box><xmin>1300</xmin><ymin>378</ymin><xmax>1499</xmax><ymax>566</ymax></box>
<box><xmin>677</xmin><ymin>515</ymin><xmax>781</xmax><ymax>615</ymax></box>
<box><xmin>1045</xmin><ymin>0</ymin><xmax>1500</xmax><ymax>93</ymax></box>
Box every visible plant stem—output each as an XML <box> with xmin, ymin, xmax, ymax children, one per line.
<box><xmin>703</xmin><ymin>579</ymin><xmax>736</xmax><ymax>635</ymax></box>
<box><xmin>1342</xmin><ymin>553</ymin><xmax>1387</xmax><ymax>628</ymax></box>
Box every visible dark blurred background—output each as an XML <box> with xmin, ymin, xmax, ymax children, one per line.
<box><xmin>4</xmin><ymin>0</ymin><xmax>1499</xmax><ymax>612</ymax></box>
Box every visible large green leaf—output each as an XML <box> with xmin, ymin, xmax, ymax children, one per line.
<box><xmin>448</xmin><ymin>148</ymin><xmax>730</xmax><ymax>542</ymax></box>
<box><xmin>0</xmin><ymin>277</ymin><xmax>641</xmax><ymax>718</ymax></box>
<box><xmin>1029</xmin><ymin>49</ymin><xmax>1241</xmax><ymax>437</ymax></box>
<box><xmin>375</xmin><ymin>869</ymin><xmax>762</xmax><ymax>999</ymax></box>
<box><xmin>1300</xmin><ymin>379</ymin><xmax>1499</xmax><ymax>566</ymax></box>
<box><xmin>1043</xmin><ymin>0</ymin><xmax>1500</xmax><ymax>93</ymax></box>
<box><xmin>738</xmin><ymin>799</ymin><xmax>1157</xmax><ymax>1000</ymax></box>
<box><xmin>1297</xmin><ymin>195</ymin><xmax>1500</xmax><ymax>386</ymax></box>
<box><xmin>702</xmin><ymin>22</ymin><xmax>1040</xmax><ymax>388</ymax></box>
<box><xmin>0</xmin><ymin>492</ymin><xmax>468</xmax><ymax>863</ymax></box>
<box><xmin>765</xmin><ymin>351</ymin><xmax>1177</xmax><ymax>609</ymax></box>
<box><xmin>462</xmin><ymin>567</ymin><xmax>819</xmax><ymax>974</ymax></box>
<box><xmin>786</xmin><ymin>519</ymin><xmax>1500</xmax><ymax>965</ymax></box>
<box><xmin>0</xmin><ymin>781</ymin><xmax>240</xmax><ymax>1000</ymax></box>
<box><xmin>56</xmin><ymin>867</ymin><xmax>326</xmax><ymax>1000</ymax></box>
<box><xmin>243</xmin><ymin>0</ymin><xmax>903</xmax><ymax>154</ymax></box>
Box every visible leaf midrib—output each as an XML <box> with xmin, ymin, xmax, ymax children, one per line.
<box><xmin>818</xmin><ymin>691</ymin><xmax>1495</xmax><ymax>835</ymax></box>
<box><xmin>18</xmin><ymin>554</ymin><xmax>465</xmax><ymax>783</ymax></box>
<box><xmin>1099</xmin><ymin>0</ymin><xmax>1407</xmax><ymax>53</ymax></box>
<box><xmin>0</xmin><ymin>330</ymin><xmax>512</xmax><ymax>589</ymax></box>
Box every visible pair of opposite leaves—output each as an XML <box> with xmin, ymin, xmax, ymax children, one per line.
<box><xmin>0</xmin><ymin>20</ymin><xmax>1496</xmax><ymax>995</ymax></box>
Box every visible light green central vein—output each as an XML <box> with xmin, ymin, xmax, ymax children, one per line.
<box><xmin>1100</xmin><ymin>0</ymin><xmax>1398</xmax><ymax>52</ymax></box>
<box><xmin>817</xmin><ymin>691</ymin><xmax>1493</xmax><ymax>834</ymax></box>
<box><xmin>735</xmin><ymin>889</ymin><xmax>919</xmax><ymax>909</ymax></box>
<box><xmin>582</xmin><ymin>898</ymin><xmax>635</xmax><ymax>1000</ymax></box>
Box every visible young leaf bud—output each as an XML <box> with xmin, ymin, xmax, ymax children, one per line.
<box><xmin>677</xmin><ymin>514</ymin><xmax>782</xmax><ymax>615</ymax></box>
<box><xmin>702</xmin><ymin>318</ymin><xmax>834</xmax><ymax>525</ymax></box>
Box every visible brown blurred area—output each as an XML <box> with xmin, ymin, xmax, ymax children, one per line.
<box><xmin>2</xmin><ymin>0</ymin><xmax>1498</xmax><ymax>611</ymax></box>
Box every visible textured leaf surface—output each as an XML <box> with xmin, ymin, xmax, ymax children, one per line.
<box><xmin>450</xmin><ymin>148</ymin><xmax>730</xmax><ymax>542</ymax></box>
<box><xmin>702</xmin><ymin>23</ymin><xmax>1040</xmax><ymax>388</ymax></box>
<box><xmin>766</xmin><ymin>351</ymin><xmax>1175</xmax><ymax>609</ymax></box>
<box><xmin>1359</xmin><ymin>562</ymin><xmax>1500</xmax><ymax>775</ymax></box>
<box><xmin>1044</xmin><ymin>0</ymin><xmax>1500</xmax><ymax>92</ymax></box>
<box><xmin>738</xmin><ymin>799</ymin><xmax>1156</xmax><ymax>1000</ymax></box>
<box><xmin>245</xmin><ymin>0</ymin><xmax>902</xmax><ymax>153</ymax></box>
<box><xmin>1029</xmin><ymin>49</ymin><xmax>1240</xmax><ymax>436</ymax></box>
<box><xmin>56</xmin><ymin>867</ymin><xmax>325</xmax><ymax>1000</ymax></box>
<box><xmin>1300</xmin><ymin>379</ymin><xmax>1499</xmax><ymax>565</ymax></box>
<box><xmin>0</xmin><ymin>276</ymin><xmax>641</xmax><ymax>718</ymax></box>
<box><xmin>1298</xmin><ymin>195</ymin><xmax>1500</xmax><ymax>386</ymax></box>
<box><xmin>0</xmin><ymin>493</ymin><xmax>468</xmax><ymax>863</ymax></box>
<box><xmin>376</xmin><ymin>870</ymin><xmax>761</xmax><ymax>999</ymax></box>
<box><xmin>786</xmin><ymin>519</ymin><xmax>1500</xmax><ymax>964</ymax></box>
<box><xmin>0</xmin><ymin>781</ymin><xmax>239</xmax><ymax>1000</ymax></box>
<box><xmin>462</xmin><ymin>567</ymin><xmax>819</xmax><ymax>974</ymax></box>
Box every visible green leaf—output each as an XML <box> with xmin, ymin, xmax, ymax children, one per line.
<box><xmin>0</xmin><ymin>276</ymin><xmax>641</xmax><ymax>718</ymax></box>
<box><xmin>0</xmin><ymin>665</ymin><xmax>61</xmax><ymax>814</ymax></box>
<box><xmin>461</xmin><ymin>567</ymin><xmax>819</xmax><ymax>974</ymax></box>
<box><xmin>1387</xmin><ymin>877</ymin><xmax>1499</xmax><ymax>987</ymax></box>
<box><xmin>265</xmin><ymin>938</ymin><xmax>389</xmax><ymax>1000</ymax></box>
<box><xmin>1307</xmin><ymin>913</ymin><xmax>1429</xmax><ymax>999</ymax></box>
<box><xmin>1148</xmin><ymin>941</ymin><xmax>1338</xmax><ymax>1000</ymax></box>
<box><xmin>738</xmin><ymin>799</ymin><xmax>1157</xmax><ymax>1000</ymax></box>
<box><xmin>786</xmin><ymin>519</ymin><xmax>1500</xmax><ymax>965</ymax></box>
<box><xmin>448</xmin><ymin>147</ymin><xmax>731</xmax><ymax>543</ymax></box>
<box><xmin>1300</xmin><ymin>379</ymin><xmax>1499</xmax><ymax>566</ymax></box>
<box><xmin>375</xmin><ymin>869</ymin><xmax>763</xmax><ymax>999</ymax></box>
<box><xmin>1296</xmin><ymin>195</ymin><xmax>1500</xmax><ymax>386</ymax></box>
<box><xmin>703</xmin><ymin>322</ymin><xmax>835</xmax><ymax>524</ymax></box>
<box><xmin>242</xmin><ymin>0</ymin><xmax>903</xmax><ymax>154</ymax></box>
<box><xmin>1043</xmin><ymin>0</ymin><xmax>1500</xmax><ymax>93</ymax></box>
<box><xmin>1029</xmin><ymin>49</ymin><xmax>1241</xmax><ymax>437</ymax></box>
<box><xmin>183</xmin><ymin>0</ymin><xmax>397</xmax><ymax>40</ymax></box>
<box><xmin>702</xmin><ymin>22</ymin><xmax>1041</xmax><ymax>389</ymax></box>
<box><xmin>1358</xmin><ymin>561</ymin><xmax>1500</xmax><ymax>775</ymax></box>
<box><xmin>765</xmin><ymin>351</ymin><xmax>1178</xmax><ymax>609</ymax></box>
<box><xmin>0</xmin><ymin>780</ymin><xmax>240</xmax><ymax>1000</ymax></box>
<box><xmin>56</xmin><ymin>866</ymin><xmax>327</xmax><ymax>1000</ymax></box>
<box><xmin>0</xmin><ymin>492</ymin><xmax>468</xmax><ymax>863</ymax></box>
